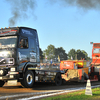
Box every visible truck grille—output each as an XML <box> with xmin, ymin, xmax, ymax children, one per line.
<box><xmin>0</xmin><ymin>58</ymin><xmax>14</xmax><ymax>66</ymax></box>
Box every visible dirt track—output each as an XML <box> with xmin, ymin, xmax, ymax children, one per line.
<box><xmin>0</xmin><ymin>81</ymin><xmax>99</xmax><ymax>100</ymax></box>
<box><xmin>1</xmin><ymin>81</ymin><xmax>99</xmax><ymax>94</ymax></box>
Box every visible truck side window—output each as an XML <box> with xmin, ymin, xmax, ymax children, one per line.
<box><xmin>20</xmin><ymin>38</ymin><xmax>28</xmax><ymax>48</ymax></box>
<box><xmin>30</xmin><ymin>38</ymin><xmax>36</xmax><ymax>52</ymax></box>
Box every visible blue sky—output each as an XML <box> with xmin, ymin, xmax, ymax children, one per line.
<box><xmin>0</xmin><ymin>0</ymin><xmax>100</xmax><ymax>58</ymax></box>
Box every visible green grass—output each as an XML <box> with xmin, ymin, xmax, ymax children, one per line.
<box><xmin>41</xmin><ymin>87</ymin><xmax>100</xmax><ymax>100</ymax></box>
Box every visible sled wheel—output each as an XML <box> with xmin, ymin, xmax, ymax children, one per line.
<box><xmin>0</xmin><ymin>80</ymin><xmax>5</xmax><ymax>87</ymax></box>
<box><xmin>55</xmin><ymin>73</ymin><xmax>62</xmax><ymax>86</ymax></box>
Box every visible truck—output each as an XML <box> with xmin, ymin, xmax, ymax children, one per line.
<box><xmin>0</xmin><ymin>27</ymin><xmax>63</xmax><ymax>88</ymax></box>
<box><xmin>89</xmin><ymin>43</ymin><xmax>100</xmax><ymax>80</ymax></box>
<box><xmin>0</xmin><ymin>27</ymin><xmax>99</xmax><ymax>88</ymax></box>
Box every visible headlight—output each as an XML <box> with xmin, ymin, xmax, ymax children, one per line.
<box><xmin>10</xmin><ymin>68</ymin><xmax>15</xmax><ymax>71</ymax></box>
<box><xmin>0</xmin><ymin>70</ymin><xmax>3</xmax><ymax>75</ymax></box>
<box><xmin>8</xmin><ymin>61</ymin><xmax>13</xmax><ymax>64</ymax></box>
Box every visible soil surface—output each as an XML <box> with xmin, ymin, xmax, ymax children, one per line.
<box><xmin>0</xmin><ymin>81</ymin><xmax>99</xmax><ymax>100</ymax></box>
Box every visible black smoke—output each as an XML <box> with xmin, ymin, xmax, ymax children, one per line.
<box><xmin>6</xmin><ymin>0</ymin><xmax>36</xmax><ymax>26</ymax></box>
<box><xmin>54</xmin><ymin>0</ymin><xmax>100</xmax><ymax>10</ymax></box>
<box><xmin>6</xmin><ymin>0</ymin><xmax>100</xmax><ymax>26</ymax></box>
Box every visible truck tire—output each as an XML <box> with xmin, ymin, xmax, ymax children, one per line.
<box><xmin>21</xmin><ymin>70</ymin><xmax>34</xmax><ymax>88</ymax></box>
<box><xmin>55</xmin><ymin>73</ymin><xmax>62</xmax><ymax>86</ymax></box>
<box><xmin>0</xmin><ymin>81</ymin><xmax>5</xmax><ymax>87</ymax></box>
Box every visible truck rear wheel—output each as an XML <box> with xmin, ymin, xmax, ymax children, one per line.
<box><xmin>0</xmin><ymin>80</ymin><xmax>5</xmax><ymax>87</ymax></box>
<box><xmin>55</xmin><ymin>73</ymin><xmax>62</xmax><ymax>86</ymax></box>
<box><xmin>21</xmin><ymin>71</ymin><xmax>34</xmax><ymax>88</ymax></box>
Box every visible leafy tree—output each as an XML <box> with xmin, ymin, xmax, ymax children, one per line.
<box><xmin>55</xmin><ymin>47</ymin><xmax>67</xmax><ymax>60</ymax></box>
<box><xmin>76</xmin><ymin>49</ymin><xmax>90</xmax><ymax>60</ymax></box>
<box><xmin>68</xmin><ymin>49</ymin><xmax>76</xmax><ymax>60</ymax></box>
<box><xmin>43</xmin><ymin>45</ymin><xmax>67</xmax><ymax>61</ymax></box>
<box><xmin>81</xmin><ymin>50</ymin><xmax>90</xmax><ymax>60</ymax></box>
<box><xmin>43</xmin><ymin>44</ymin><xmax>55</xmax><ymax>60</ymax></box>
<box><xmin>76</xmin><ymin>49</ymin><xmax>84</xmax><ymax>60</ymax></box>
<box><xmin>68</xmin><ymin>49</ymin><xmax>90</xmax><ymax>60</ymax></box>
<box><xmin>43</xmin><ymin>45</ymin><xmax>90</xmax><ymax>61</ymax></box>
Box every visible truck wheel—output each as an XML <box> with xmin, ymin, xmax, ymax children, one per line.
<box><xmin>0</xmin><ymin>81</ymin><xmax>5</xmax><ymax>87</ymax></box>
<box><xmin>55</xmin><ymin>73</ymin><xmax>62</xmax><ymax>86</ymax></box>
<box><xmin>21</xmin><ymin>71</ymin><xmax>34</xmax><ymax>88</ymax></box>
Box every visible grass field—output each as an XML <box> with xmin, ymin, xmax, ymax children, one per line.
<box><xmin>41</xmin><ymin>87</ymin><xmax>100</xmax><ymax>100</ymax></box>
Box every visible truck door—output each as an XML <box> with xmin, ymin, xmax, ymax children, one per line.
<box><xmin>29</xmin><ymin>38</ymin><xmax>37</xmax><ymax>63</ymax></box>
<box><xmin>18</xmin><ymin>37</ymin><xmax>29</xmax><ymax>64</ymax></box>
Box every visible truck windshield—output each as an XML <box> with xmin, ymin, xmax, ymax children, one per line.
<box><xmin>0</xmin><ymin>36</ymin><xmax>17</xmax><ymax>48</ymax></box>
<box><xmin>93</xmin><ymin>48</ymin><xmax>100</xmax><ymax>53</ymax></box>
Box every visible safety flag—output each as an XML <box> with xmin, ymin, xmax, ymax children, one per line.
<box><xmin>71</xmin><ymin>56</ymin><xmax>73</xmax><ymax>60</ymax></box>
<box><xmin>58</xmin><ymin>55</ymin><xmax>60</xmax><ymax>62</ymax></box>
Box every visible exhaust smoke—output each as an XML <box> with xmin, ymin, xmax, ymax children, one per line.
<box><xmin>5</xmin><ymin>0</ymin><xmax>36</xmax><ymax>26</ymax></box>
<box><xmin>6</xmin><ymin>0</ymin><xmax>100</xmax><ymax>26</ymax></box>
<box><xmin>50</xmin><ymin>0</ymin><xmax>100</xmax><ymax>9</ymax></box>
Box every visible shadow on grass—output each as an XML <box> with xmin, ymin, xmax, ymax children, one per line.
<box><xmin>92</xmin><ymin>93</ymin><xmax>100</xmax><ymax>96</ymax></box>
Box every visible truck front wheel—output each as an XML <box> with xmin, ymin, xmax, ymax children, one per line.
<box><xmin>21</xmin><ymin>71</ymin><xmax>34</xmax><ymax>88</ymax></box>
<box><xmin>0</xmin><ymin>81</ymin><xmax>5</xmax><ymax>87</ymax></box>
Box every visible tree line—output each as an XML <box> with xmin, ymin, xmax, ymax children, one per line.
<box><xmin>40</xmin><ymin>44</ymin><xmax>90</xmax><ymax>61</ymax></box>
